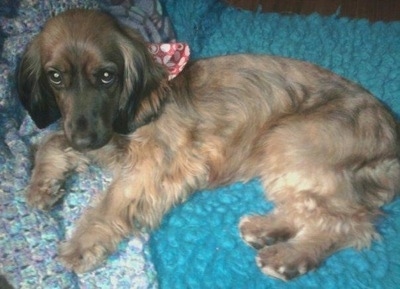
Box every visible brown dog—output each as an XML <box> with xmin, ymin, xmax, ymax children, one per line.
<box><xmin>17</xmin><ymin>9</ymin><xmax>400</xmax><ymax>280</ymax></box>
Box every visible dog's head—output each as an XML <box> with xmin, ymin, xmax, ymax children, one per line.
<box><xmin>17</xmin><ymin>9</ymin><xmax>168</xmax><ymax>150</ymax></box>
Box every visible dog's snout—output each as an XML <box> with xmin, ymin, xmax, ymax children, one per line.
<box><xmin>64</xmin><ymin>114</ymin><xmax>113</xmax><ymax>151</ymax></box>
<box><xmin>66</xmin><ymin>116</ymin><xmax>97</xmax><ymax>150</ymax></box>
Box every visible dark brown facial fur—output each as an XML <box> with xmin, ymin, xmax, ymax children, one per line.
<box><xmin>18</xmin><ymin>9</ymin><xmax>167</xmax><ymax>150</ymax></box>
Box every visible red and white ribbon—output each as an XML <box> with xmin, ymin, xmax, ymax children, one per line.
<box><xmin>148</xmin><ymin>42</ymin><xmax>190</xmax><ymax>80</ymax></box>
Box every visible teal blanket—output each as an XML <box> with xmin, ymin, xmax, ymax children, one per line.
<box><xmin>151</xmin><ymin>0</ymin><xmax>400</xmax><ymax>288</ymax></box>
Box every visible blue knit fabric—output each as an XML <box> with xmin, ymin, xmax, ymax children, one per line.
<box><xmin>151</xmin><ymin>0</ymin><xmax>400</xmax><ymax>288</ymax></box>
<box><xmin>0</xmin><ymin>0</ymin><xmax>174</xmax><ymax>288</ymax></box>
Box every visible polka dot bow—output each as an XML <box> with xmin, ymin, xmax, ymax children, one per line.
<box><xmin>148</xmin><ymin>42</ymin><xmax>190</xmax><ymax>80</ymax></box>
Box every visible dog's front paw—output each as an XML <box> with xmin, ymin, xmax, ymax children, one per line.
<box><xmin>256</xmin><ymin>243</ymin><xmax>318</xmax><ymax>281</ymax></box>
<box><xmin>26</xmin><ymin>178</ymin><xmax>65</xmax><ymax>210</ymax></box>
<box><xmin>58</xmin><ymin>238</ymin><xmax>110</xmax><ymax>273</ymax></box>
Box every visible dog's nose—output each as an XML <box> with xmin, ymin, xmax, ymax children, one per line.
<box><xmin>67</xmin><ymin>115</ymin><xmax>112</xmax><ymax>150</ymax></box>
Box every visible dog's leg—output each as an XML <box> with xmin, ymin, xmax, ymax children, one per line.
<box><xmin>245</xmin><ymin>202</ymin><xmax>384</xmax><ymax>281</ymax></box>
<box><xmin>58</xmin><ymin>138</ymin><xmax>207</xmax><ymax>273</ymax></box>
<box><xmin>241</xmin><ymin>110</ymin><xmax>400</xmax><ymax>280</ymax></box>
<box><xmin>27</xmin><ymin>132</ymin><xmax>89</xmax><ymax>210</ymax></box>
<box><xmin>58</xmin><ymin>175</ymin><xmax>133</xmax><ymax>273</ymax></box>
<box><xmin>240</xmin><ymin>177</ymin><xmax>391</xmax><ymax>280</ymax></box>
<box><xmin>58</xmin><ymin>173</ymin><xmax>202</xmax><ymax>273</ymax></box>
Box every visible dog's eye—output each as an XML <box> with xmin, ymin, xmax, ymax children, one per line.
<box><xmin>99</xmin><ymin>71</ymin><xmax>115</xmax><ymax>85</ymax></box>
<box><xmin>48</xmin><ymin>70</ymin><xmax>63</xmax><ymax>85</ymax></box>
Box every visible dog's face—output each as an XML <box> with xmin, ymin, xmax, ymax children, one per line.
<box><xmin>17</xmin><ymin>9</ymin><xmax>167</xmax><ymax>151</ymax></box>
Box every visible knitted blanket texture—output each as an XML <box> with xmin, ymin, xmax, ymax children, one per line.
<box><xmin>1</xmin><ymin>0</ymin><xmax>400</xmax><ymax>288</ymax></box>
<box><xmin>0</xmin><ymin>0</ymin><xmax>172</xmax><ymax>288</ymax></box>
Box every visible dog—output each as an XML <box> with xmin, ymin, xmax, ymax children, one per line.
<box><xmin>17</xmin><ymin>9</ymin><xmax>400</xmax><ymax>281</ymax></box>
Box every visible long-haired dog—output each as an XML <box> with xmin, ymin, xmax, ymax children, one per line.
<box><xmin>17</xmin><ymin>9</ymin><xmax>400</xmax><ymax>280</ymax></box>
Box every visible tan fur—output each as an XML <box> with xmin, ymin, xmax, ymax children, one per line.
<box><xmin>18</xmin><ymin>9</ymin><xmax>400</xmax><ymax>280</ymax></box>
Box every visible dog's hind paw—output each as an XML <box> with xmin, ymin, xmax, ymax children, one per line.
<box><xmin>239</xmin><ymin>215</ymin><xmax>295</xmax><ymax>250</ymax></box>
<box><xmin>256</xmin><ymin>243</ymin><xmax>318</xmax><ymax>281</ymax></box>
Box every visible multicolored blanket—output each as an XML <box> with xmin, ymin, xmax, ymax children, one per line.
<box><xmin>0</xmin><ymin>0</ymin><xmax>174</xmax><ymax>288</ymax></box>
<box><xmin>1</xmin><ymin>0</ymin><xmax>400</xmax><ymax>288</ymax></box>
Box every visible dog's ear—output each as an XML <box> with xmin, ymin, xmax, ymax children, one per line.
<box><xmin>113</xmin><ymin>28</ymin><xmax>169</xmax><ymax>134</ymax></box>
<box><xmin>17</xmin><ymin>37</ymin><xmax>61</xmax><ymax>128</ymax></box>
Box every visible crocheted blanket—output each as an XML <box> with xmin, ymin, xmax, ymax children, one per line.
<box><xmin>1</xmin><ymin>0</ymin><xmax>400</xmax><ymax>288</ymax></box>
<box><xmin>0</xmin><ymin>0</ymin><xmax>174</xmax><ymax>288</ymax></box>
